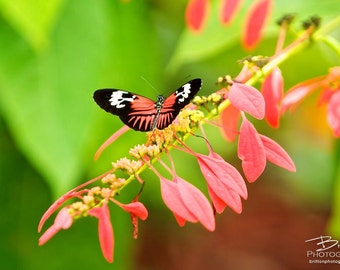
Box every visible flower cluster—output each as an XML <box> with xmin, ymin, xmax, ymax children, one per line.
<box><xmin>38</xmin><ymin>3</ymin><xmax>339</xmax><ymax>264</ymax></box>
<box><xmin>38</xmin><ymin>76</ymin><xmax>296</xmax><ymax>262</ymax></box>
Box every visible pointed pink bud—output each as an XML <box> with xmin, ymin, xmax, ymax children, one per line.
<box><xmin>281</xmin><ymin>76</ymin><xmax>324</xmax><ymax>113</ymax></box>
<box><xmin>220</xmin><ymin>0</ymin><xmax>243</xmax><ymax>25</ymax></box>
<box><xmin>88</xmin><ymin>204</ymin><xmax>114</xmax><ymax>263</ymax></box>
<box><xmin>185</xmin><ymin>0</ymin><xmax>209</xmax><ymax>32</ymax></box>
<box><xmin>238</xmin><ymin>117</ymin><xmax>266</xmax><ymax>182</ymax></box>
<box><xmin>220</xmin><ymin>104</ymin><xmax>240</xmax><ymax>142</ymax></box>
<box><xmin>242</xmin><ymin>0</ymin><xmax>272</xmax><ymax>50</ymax></box>
<box><xmin>229</xmin><ymin>83</ymin><xmax>265</xmax><ymax>119</ymax></box>
<box><xmin>261</xmin><ymin>67</ymin><xmax>283</xmax><ymax>128</ymax></box>
<box><xmin>38</xmin><ymin>208</ymin><xmax>73</xmax><ymax>245</ymax></box>
<box><xmin>120</xmin><ymin>202</ymin><xmax>148</xmax><ymax>221</ymax></box>
<box><xmin>327</xmin><ymin>90</ymin><xmax>340</xmax><ymax>137</ymax></box>
<box><xmin>175</xmin><ymin>176</ymin><xmax>215</xmax><ymax>231</ymax></box>
<box><xmin>259</xmin><ymin>135</ymin><xmax>296</xmax><ymax>172</ymax></box>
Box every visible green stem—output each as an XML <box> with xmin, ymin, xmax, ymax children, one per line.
<box><xmin>318</xmin><ymin>35</ymin><xmax>340</xmax><ymax>58</ymax></box>
<box><xmin>315</xmin><ymin>16</ymin><xmax>340</xmax><ymax>37</ymax></box>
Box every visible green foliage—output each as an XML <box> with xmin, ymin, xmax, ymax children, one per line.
<box><xmin>0</xmin><ymin>0</ymin><xmax>164</xmax><ymax>195</ymax></box>
<box><xmin>0</xmin><ymin>0</ymin><xmax>64</xmax><ymax>51</ymax></box>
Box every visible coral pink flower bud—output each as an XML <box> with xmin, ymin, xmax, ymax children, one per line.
<box><xmin>242</xmin><ymin>0</ymin><xmax>272</xmax><ymax>50</ymax></box>
<box><xmin>185</xmin><ymin>0</ymin><xmax>209</xmax><ymax>32</ymax></box>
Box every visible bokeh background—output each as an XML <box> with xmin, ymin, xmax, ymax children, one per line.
<box><xmin>0</xmin><ymin>0</ymin><xmax>339</xmax><ymax>269</ymax></box>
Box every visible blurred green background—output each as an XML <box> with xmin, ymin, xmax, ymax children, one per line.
<box><xmin>0</xmin><ymin>0</ymin><xmax>339</xmax><ymax>269</ymax></box>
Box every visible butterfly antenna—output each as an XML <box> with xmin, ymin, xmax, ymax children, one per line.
<box><xmin>140</xmin><ymin>76</ymin><xmax>160</xmax><ymax>95</ymax></box>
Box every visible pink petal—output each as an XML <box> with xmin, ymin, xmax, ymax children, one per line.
<box><xmin>261</xmin><ymin>67</ymin><xmax>283</xmax><ymax>128</ymax></box>
<box><xmin>176</xmin><ymin>177</ymin><xmax>215</xmax><ymax>231</ymax></box>
<box><xmin>88</xmin><ymin>204</ymin><xmax>114</xmax><ymax>263</ymax></box>
<box><xmin>220</xmin><ymin>0</ymin><xmax>243</xmax><ymax>25</ymax></box>
<box><xmin>39</xmin><ymin>224</ymin><xmax>61</xmax><ymax>246</ymax></box>
<box><xmin>94</xmin><ymin>125</ymin><xmax>130</xmax><ymax>160</ymax></box>
<box><xmin>220</xmin><ymin>104</ymin><xmax>240</xmax><ymax>142</ymax></box>
<box><xmin>209</xmin><ymin>152</ymin><xmax>247</xmax><ymax>199</ymax></box>
<box><xmin>120</xmin><ymin>202</ymin><xmax>148</xmax><ymax>221</ymax></box>
<box><xmin>318</xmin><ymin>67</ymin><xmax>340</xmax><ymax>117</ymax></box>
<box><xmin>259</xmin><ymin>135</ymin><xmax>296</xmax><ymax>172</ymax></box>
<box><xmin>185</xmin><ymin>0</ymin><xmax>209</xmax><ymax>32</ymax></box>
<box><xmin>318</xmin><ymin>87</ymin><xmax>335</xmax><ymax>106</ymax></box>
<box><xmin>38</xmin><ymin>191</ymin><xmax>78</xmax><ymax>232</ymax></box>
<box><xmin>223</xmin><ymin>190</ymin><xmax>242</xmax><ymax>214</ymax></box>
<box><xmin>235</xmin><ymin>65</ymin><xmax>255</xmax><ymax>83</ymax></box>
<box><xmin>327</xmin><ymin>90</ymin><xmax>340</xmax><ymax>137</ymax></box>
<box><xmin>242</xmin><ymin>0</ymin><xmax>272</xmax><ymax>50</ymax></box>
<box><xmin>207</xmin><ymin>185</ymin><xmax>227</xmax><ymax>214</ymax></box>
<box><xmin>281</xmin><ymin>76</ymin><xmax>324</xmax><ymax>113</ymax></box>
<box><xmin>198</xmin><ymin>156</ymin><xmax>232</xmax><ymax>203</ymax></box>
<box><xmin>196</xmin><ymin>154</ymin><xmax>247</xmax><ymax>199</ymax></box>
<box><xmin>238</xmin><ymin>117</ymin><xmax>266</xmax><ymax>182</ymax></box>
<box><xmin>208</xmin><ymin>185</ymin><xmax>243</xmax><ymax>214</ymax></box>
<box><xmin>173</xmin><ymin>214</ymin><xmax>187</xmax><ymax>227</ymax></box>
<box><xmin>229</xmin><ymin>83</ymin><xmax>265</xmax><ymax>119</ymax></box>
<box><xmin>159</xmin><ymin>177</ymin><xmax>197</xmax><ymax>223</ymax></box>
<box><xmin>38</xmin><ymin>173</ymin><xmax>107</xmax><ymax>233</ymax></box>
<box><xmin>195</xmin><ymin>152</ymin><xmax>246</xmax><ymax>213</ymax></box>
<box><xmin>54</xmin><ymin>207</ymin><xmax>73</xmax><ymax>229</ymax></box>
<box><xmin>38</xmin><ymin>208</ymin><xmax>73</xmax><ymax>245</ymax></box>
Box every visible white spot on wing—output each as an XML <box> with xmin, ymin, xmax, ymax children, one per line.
<box><xmin>176</xmin><ymin>83</ymin><xmax>191</xmax><ymax>103</ymax></box>
<box><xmin>109</xmin><ymin>91</ymin><xmax>135</xmax><ymax>108</ymax></box>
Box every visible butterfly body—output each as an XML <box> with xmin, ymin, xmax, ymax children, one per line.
<box><xmin>93</xmin><ymin>78</ymin><xmax>202</xmax><ymax>132</ymax></box>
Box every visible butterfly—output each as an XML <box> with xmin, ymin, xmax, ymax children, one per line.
<box><xmin>93</xmin><ymin>78</ymin><xmax>202</xmax><ymax>132</ymax></box>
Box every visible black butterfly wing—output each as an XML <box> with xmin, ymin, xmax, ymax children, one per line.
<box><xmin>93</xmin><ymin>89</ymin><xmax>158</xmax><ymax>131</ymax></box>
<box><xmin>93</xmin><ymin>78</ymin><xmax>202</xmax><ymax>132</ymax></box>
<box><xmin>156</xmin><ymin>78</ymin><xmax>202</xmax><ymax>129</ymax></box>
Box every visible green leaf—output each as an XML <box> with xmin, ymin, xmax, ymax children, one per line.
<box><xmin>0</xmin><ymin>0</ymin><xmax>65</xmax><ymax>51</ymax></box>
<box><xmin>0</xmin><ymin>0</ymin><xmax>162</xmax><ymax>196</ymax></box>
